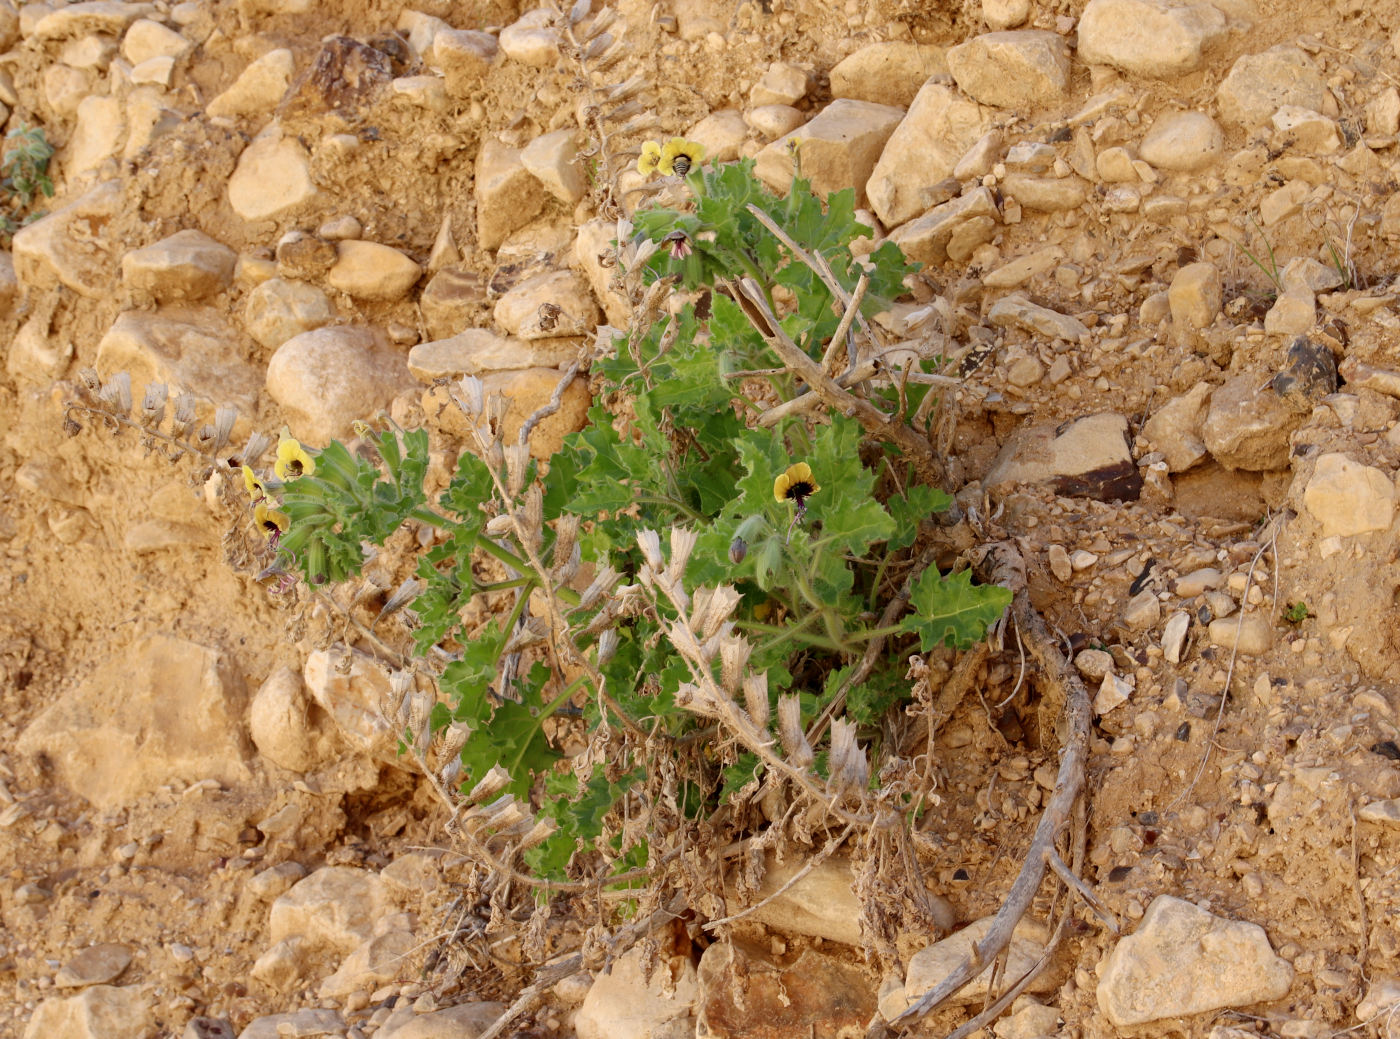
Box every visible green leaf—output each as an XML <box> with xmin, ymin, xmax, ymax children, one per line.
<box><xmin>886</xmin><ymin>484</ymin><xmax>953</xmax><ymax>552</ymax></box>
<box><xmin>900</xmin><ymin>568</ymin><xmax>1012</xmax><ymax>651</ymax></box>
<box><xmin>807</xmin><ymin>415</ymin><xmax>894</xmax><ymax>558</ymax></box>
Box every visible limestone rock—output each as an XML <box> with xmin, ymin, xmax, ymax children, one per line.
<box><xmin>398</xmin><ymin>9</ymin><xmax>449</xmax><ymax>54</ymax></box>
<box><xmin>54</xmin><ymin>944</ymin><xmax>133</xmax><ymax>988</ymax></box>
<box><xmin>228</xmin><ymin>127</ymin><xmax>317</xmax><ymax>222</ymax></box>
<box><xmin>1095</xmin><ymin>146</ymin><xmax>1138</xmax><ymax>183</ymax></box>
<box><xmin>1139</xmin><ymin>111</ymin><xmax>1225</xmax><ymax>171</ymax></box>
<box><xmin>1273</xmin><ymin>105</ymin><xmax>1342</xmax><ymax>154</ymax></box>
<box><xmin>982</xmin><ymin>0</ymin><xmax>1031</xmax><ymax>28</ymax></box>
<box><xmin>1263</xmin><ymin>290</ymin><xmax>1315</xmax><ymax>335</ymax></box>
<box><xmin>754</xmin><ymin>99</ymin><xmax>905</xmax><ymax>209</ymax></box>
<box><xmin>243</xmin><ymin>277</ymin><xmax>335</xmax><ymax>349</ymax></box>
<box><xmin>237</xmin><ymin>1010</ymin><xmax>344</xmax><ymax>1039</ymax></box>
<box><xmin>22</xmin><ymin>985</ymin><xmax>152</xmax><ymax>1039</ymax></box>
<box><xmin>425</xmin><ymin>367</ymin><xmax>591</xmax><ymax>460</ymax></box>
<box><xmin>983</xmin><ymin>245</ymin><xmax>1064</xmax><ymax>289</ymax></box>
<box><xmin>476</xmin><ymin>138</ymin><xmax>547</xmax><ymax>252</ymax></box>
<box><xmin>15</xmin><ymin>635</ymin><xmax>250</xmax><ymax>809</ymax></box>
<box><xmin>376</xmin><ymin>1002</ymin><xmax>508</xmax><ymax>1039</ymax></box>
<box><xmin>122</xmin><ymin>18</ymin><xmax>190</xmax><ymax>65</ymax></box>
<box><xmin>1357</xmin><ymin>978</ymin><xmax>1400</xmax><ymax>1022</ymax></box>
<box><xmin>1260</xmin><ymin>180</ymin><xmax>1307</xmax><ymax>226</ymax></box>
<box><xmin>130</xmin><ymin>54</ymin><xmax>175</xmax><ymax>86</ymax></box>
<box><xmin>1280</xmin><ymin>257</ymin><xmax>1343</xmax><ymax>295</ymax></box>
<box><xmin>122</xmin><ymin>229</ymin><xmax>236</xmax><ymax>302</ymax></box>
<box><xmin>1000</xmin><ymin>172</ymin><xmax>1089</xmax><ymax>211</ymax></box>
<box><xmin>575</xmin><ymin>944</ymin><xmax>698</xmax><ymax>1039</ymax></box>
<box><xmin>391</xmin><ymin>74</ymin><xmax>448</xmax><ymax>113</ymax></box>
<box><xmin>30</xmin><ymin>2</ymin><xmax>151</xmax><ymax>42</ymax></box>
<box><xmin>326</xmin><ymin>240</ymin><xmax>422</xmax><ymax>301</ymax></box>
<box><xmin>430</xmin><ymin>29</ymin><xmax>498</xmax><ymax>95</ymax></box>
<box><xmin>574</xmin><ymin>218</ymin><xmax>631</xmax><ymax>326</ymax></box>
<box><xmin>408</xmin><ymin>328</ymin><xmax>579</xmax><ymax>381</ymax></box>
<box><xmin>269</xmin><ymin>866</ymin><xmax>390</xmax><ymax>956</ymax></box>
<box><xmin>1078</xmin><ymin>0</ymin><xmax>1227</xmax><ymax>76</ymax></box>
<box><xmin>7</xmin><ymin>312</ymin><xmax>72</xmax><ymax>384</ymax></box>
<box><xmin>884</xmin><ymin>916</ymin><xmax>1054</xmax><ymax>1017</ymax></box>
<box><xmin>887</xmin><ymin>187</ymin><xmax>1000</xmax><ymax>266</ymax></box>
<box><xmin>266</xmin><ymin>326</ymin><xmax>414</xmax><ymax>443</ymax></box>
<box><xmin>955</xmin><ymin>131</ymin><xmax>1003</xmax><ymax>181</ymax></box>
<box><xmin>985</xmin><ymin>413</ymin><xmax>1143</xmax><ymax>502</ymax></box>
<box><xmin>729</xmin><ymin>853</ymin><xmax>949</xmax><ymax>947</ymax></box>
<box><xmin>250</xmin><ymin>939</ymin><xmax>307</xmax><ymax>990</ymax></box>
<box><xmin>1200</xmin><ymin>374</ymin><xmax>1300</xmax><ymax>471</ymax></box>
<box><xmin>867</xmin><ymin>82</ymin><xmax>992</xmax><ymax>227</ymax></box>
<box><xmin>302</xmin><ymin>645</ymin><xmax>414</xmax><ymax>767</ymax></box>
<box><xmin>946</xmin><ymin>30</ymin><xmax>1071</xmax><ymax>109</ymax></box>
<box><xmin>95</xmin><ymin>307</ymin><xmax>261</xmax><ymax>415</ymax></box>
<box><xmin>498</xmin><ymin>9</ymin><xmax>559</xmax><ymax>67</ymax></box>
<box><xmin>829</xmin><ymin>42</ymin><xmax>947</xmax><ymax>107</ymax></box>
<box><xmin>987</xmin><ymin>294</ymin><xmax>1089</xmax><ymax>342</ymax></box>
<box><xmin>1143</xmin><ymin>382</ymin><xmax>1213</xmax><ymax>472</ymax></box>
<box><xmin>419</xmin><ymin>267</ymin><xmax>485</xmax><ymax>339</ymax></box>
<box><xmin>1303</xmin><ymin>453</ymin><xmax>1395</xmax><ymax>537</ymax></box>
<box><xmin>1169</xmin><ymin>261</ymin><xmax>1222</xmax><ymax>342</ymax></box>
<box><xmin>746</xmin><ymin>104</ymin><xmax>806</xmax><ymax>140</ymax></box>
<box><xmin>1366</xmin><ymin>87</ymin><xmax>1400</xmax><ymax>136</ymax></box>
<box><xmin>11</xmin><ymin>180</ymin><xmax>121</xmax><ymax>298</ymax></box>
<box><xmin>248</xmin><ymin>862</ymin><xmax>308</xmax><ymax>903</ymax></box>
<box><xmin>250</xmin><ymin>666</ymin><xmax>340</xmax><ymax>773</ymax></box>
<box><xmin>320</xmin><ymin>929</ymin><xmax>418</xmax><ymax>998</ymax></box>
<box><xmin>123</xmin><ymin>87</ymin><xmax>182</xmax><ymax>160</ymax></box>
<box><xmin>521</xmin><ymin>129</ymin><xmax>587</xmax><ymax>204</ymax></box>
<box><xmin>207</xmin><ymin>48</ymin><xmax>294</xmax><ymax>118</ymax></box>
<box><xmin>684</xmin><ymin>109</ymin><xmax>749</xmax><ymax>164</ymax></box>
<box><xmin>1207</xmin><ymin>614</ymin><xmax>1273</xmax><ymax>655</ymax></box>
<box><xmin>1097</xmin><ymin>895</ymin><xmax>1292</xmax><ymax>1025</ymax></box>
<box><xmin>1217</xmin><ymin>46</ymin><xmax>1328</xmax><ymax>128</ymax></box>
<box><xmin>65</xmin><ymin>96</ymin><xmax>124</xmax><ymax>185</ymax></box>
<box><xmin>751</xmin><ymin>61</ymin><xmax>809</xmax><ymax>106</ymax></box>
<box><xmin>697</xmin><ymin>941</ymin><xmax>876</xmax><ymax>1039</ymax></box>
<box><xmin>494</xmin><ymin>269</ymin><xmax>601</xmax><ymax>339</ymax></box>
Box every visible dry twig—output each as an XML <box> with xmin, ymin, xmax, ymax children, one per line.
<box><xmin>889</xmin><ymin>541</ymin><xmax>1093</xmax><ymax>1026</ymax></box>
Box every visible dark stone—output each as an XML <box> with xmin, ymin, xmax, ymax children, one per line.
<box><xmin>1271</xmin><ymin>335</ymin><xmax>1337</xmax><ymax>413</ymax></box>
<box><xmin>281</xmin><ymin>37</ymin><xmax>393</xmax><ymax>120</ymax></box>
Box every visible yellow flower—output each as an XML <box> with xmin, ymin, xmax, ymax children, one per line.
<box><xmin>774</xmin><ymin>462</ymin><xmax>819</xmax><ymax>505</ymax></box>
<box><xmin>242</xmin><ymin>465</ymin><xmax>267</xmax><ymax>500</ymax></box>
<box><xmin>254</xmin><ymin>502</ymin><xmax>290</xmax><ymax>540</ymax></box>
<box><xmin>637</xmin><ymin>140</ymin><xmax>663</xmax><ymax>176</ymax></box>
<box><xmin>274</xmin><ymin>435</ymin><xmax>315</xmax><ymax>480</ymax></box>
<box><xmin>660</xmin><ymin>137</ymin><xmax>703</xmax><ymax>177</ymax></box>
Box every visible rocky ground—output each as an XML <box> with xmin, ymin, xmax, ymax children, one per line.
<box><xmin>4</xmin><ymin>0</ymin><xmax>1400</xmax><ymax>1036</ymax></box>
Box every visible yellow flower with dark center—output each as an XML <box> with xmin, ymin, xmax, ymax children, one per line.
<box><xmin>242</xmin><ymin>465</ymin><xmax>267</xmax><ymax>500</ymax></box>
<box><xmin>274</xmin><ymin>435</ymin><xmax>315</xmax><ymax>481</ymax></box>
<box><xmin>254</xmin><ymin>502</ymin><xmax>290</xmax><ymax>540</ymax></box>
<box><xmin>774</xmin><ymin>462</ymin><xmax>818</xmax><ymax>505</ymax></box>
<box><xmin>660</xmin><ymin>137</ymin><xmax>703</xmax><ymax>177</ymax></box>
<box><xmin>637</xmin><ymin>140</ymin><xmax>663</xmax><ymax>176</ymax></box>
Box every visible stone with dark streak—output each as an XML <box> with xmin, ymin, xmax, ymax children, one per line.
<box><xmin>984</xmin><ymin>412</ymin><xmax>1143</xmax><ymax>502</ymax></box>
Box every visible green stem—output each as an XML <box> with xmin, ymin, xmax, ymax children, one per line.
<box><xmin>635</xmin><ymin>494</ymin><xmax>704</xmax><ymax>522</ymax></box>
<box><xmin>736</xmin><ymin>617</ymin><xmax>850</xmax><ymax>654</ymax></box>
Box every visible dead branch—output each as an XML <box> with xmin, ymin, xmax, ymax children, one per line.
<box><xmin>728</xmin><ymin>277</ymin><xmax>943</xmax><ymax>486</ymax></box>
<box><xmin>474</xmin><ymin>892</ymin><xmax>688</xmax><ymax>1039</ymax></box>
<box><xmin>890</xmin><ymin>541</ymin><xmax>1092</xmax><ymax>1026</ymax></box>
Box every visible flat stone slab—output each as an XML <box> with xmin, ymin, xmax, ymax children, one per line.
<box><xmin>1097</xmin><ymin>895</ymin><xmax>1292</xmax><ymax>1026</ymax></box>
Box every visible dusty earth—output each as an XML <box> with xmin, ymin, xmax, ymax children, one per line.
<box><xmin>4</xmin><ymin>0</ymin><xmax>1400</xmax><ymax>1036</ymax></box>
